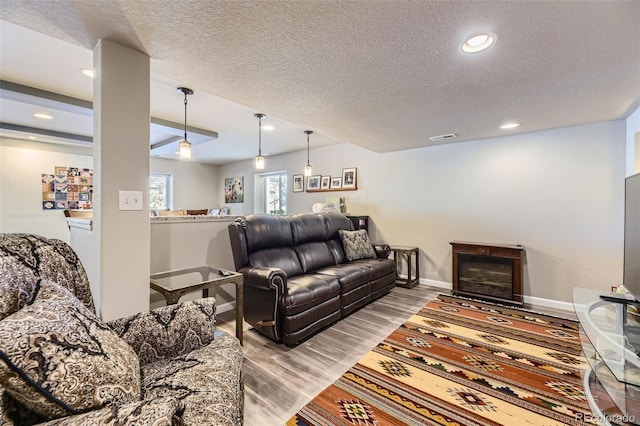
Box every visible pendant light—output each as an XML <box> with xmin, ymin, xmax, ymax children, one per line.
<box><xmin>177</xmin><ymin>87</ymin><xmax>194</xmax><ymax>160</ymax></box>
<box><xmin>254</xmin><ymin>113</ymin><xmax>266</xmax><ymax>169</ymax></box>
<box><xmin>304</xmin><ymin>130</ymin><xmax>313</xmax><ymax>176</ymax></box>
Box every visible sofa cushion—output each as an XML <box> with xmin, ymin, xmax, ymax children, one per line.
<box><xmin>325</xmin><ymin>238</ymin><xmax>347</xmax><ymax>264</ymax></box>
<box><xmin>141</xmin><ymin>333</ymin><xmax>243</xmax><ymax>425</ymax></box>
<box><xmin>319</xmin><ymin>212</ymin><xmax>354</xmax><ymax>238</ymax></box>
<box><xmin>338</xmin><ymin>230</ymin><xmax>376</xmax><ymax>261</ymax></box>
<box><xmin>0</xmin><ymin>234</ymin><xmax>94</xmax><ymax>320</ymax></box>
<box><xmin>294</xmin><ymin>241</ymin><xmax>336</xmax><ymax>273</ymax></box>
<box><xmin>0</xmin><ymin>279</ymin><xmax>141</xmax><ymax>420</ymax></box>
<box><xmin>350</xmin><ymin>257</ymin><xmax>397</xmax><ymax>277</ymax></box>
<box><xmin>244</xmin><ymin>214</ymin><xmax>293</xmax><ymax>253</ymax></box>
<box><xmin>38</xmin><ymin>397</ymin><xmax>184</xmax><ymax>426</ymax></box>
<box><xmin>282</xmin><ymin>274</ymin><xmax>341</xmax><ymax>315</ymax></box>
<box><xmin>315</xmin><ymin>264</ymin><xmax>371</xmax><ymax>293</ymax></box>
<box><xmin>290</xmin><ymin>213</ymin><xmax>327</xmax><ymax>244</ymax></box>
<box><xmin>248</xmin><ymin>247</ymin><xmax>303</xmax><ymax>277</ymax></box>
<box><xmin>107</xmin><ymin>298</ymin><xmax>216</xmax><ymax>366</ymax></box>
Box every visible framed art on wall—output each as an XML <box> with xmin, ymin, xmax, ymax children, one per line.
<box><xmin>330</xmin><ymin>177</ymin><xmax>342</xmax><ymax>189</ymax></box>
<box><xmin>342</xmin><ymin>168</ymin><xmax>357</xmax><ymax>189</ymax></box>
<box><xmin>224</xmin><ymin>176</ymin><xmax>244</xmax><ymax>203</ymax></box>
<box><xmin>307</xmin><ymin>175</ymin><xmax>321</xmax><ymax>191</ymax></box>
<box><xmin>321</xmin><ymin>176</ymin><xmax>331</xmax><ymax>190</ymax></box>
<box><xmin>293</xmin><ymin>174</ymin><xmax>304</xmax><ymax>192</ymax></box>
<box><xmin>42</xmin><ymin>166</ymin><xmax>93</xmax><ymax>210</ymax></box>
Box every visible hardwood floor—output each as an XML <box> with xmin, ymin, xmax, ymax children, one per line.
<box><xmin>215</xmin><ymin>285</ymin><xmax>575</xmax><ymax>425</ymax></box>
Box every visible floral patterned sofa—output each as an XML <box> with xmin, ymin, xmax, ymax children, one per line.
<box><xmin>0</xmin><ymin>233</ymin><xmax>243</xmax><ymax>425</ymax></box>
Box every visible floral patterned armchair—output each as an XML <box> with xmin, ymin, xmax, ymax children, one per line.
<box><xmin>0</xmin><ymin>233</ymin><xmax>243</xmax><ymax>425</ymax></box>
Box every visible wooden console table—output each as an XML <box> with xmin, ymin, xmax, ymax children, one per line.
<box><xmin>450</xmin><ymin>241</ymin><xmax>525</xmax><ymax>305</ymax></box>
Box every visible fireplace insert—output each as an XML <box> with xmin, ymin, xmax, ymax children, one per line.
<box><xmin>450</xmin><ymin>241</ymin><xmax>525</xmax><ymax>305</ymax></box>
<box><xmin>458</xmin><ymin>254</ymin><xmax>514</xmax><ymax>300</ymax></box>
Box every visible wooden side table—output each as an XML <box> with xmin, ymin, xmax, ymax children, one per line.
<box><xmin>150</xmin><ymin>265</ymin><xmax>244</xmax><ymax>345</ymax></box>
<box><xmin>390</xmin><ymin>245</ymin><xmax>419</xmax><ymax>288</ymax></box>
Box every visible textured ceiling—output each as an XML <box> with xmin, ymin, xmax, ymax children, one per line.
<box><xmin>1</xmin><ymin>0</ymin><xmax>639</xmax><ymax>161</ymax></box>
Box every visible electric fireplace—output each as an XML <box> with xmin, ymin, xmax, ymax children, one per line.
<box><xmin>450</xmin><ymin>241</ymin><xmax>525</xmax><ymax>305</ymax></box>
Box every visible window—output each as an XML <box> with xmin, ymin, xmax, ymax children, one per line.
<box><xmin>149</xmin><ymin>173</ymin><xmax>172</xmax><ymax>210</ymax></box>
<box><xmin>254</xmin><ymin>171</ymin><xmax>287</xmax><ymax>215</ymax></box>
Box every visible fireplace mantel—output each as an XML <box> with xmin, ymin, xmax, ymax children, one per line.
<box><xmin>450</xmin><ymin>241</ymin><xmax>525</xmax><ymax>306</ymax></box>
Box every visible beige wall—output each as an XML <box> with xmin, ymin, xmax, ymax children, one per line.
<box><xmin>220</xmin><ymin>120</ymin><xmax>627</xmax><ymax>304</ymax></box>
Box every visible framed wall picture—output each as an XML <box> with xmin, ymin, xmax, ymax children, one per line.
<box><xmin>321</xmin><ymin>175</ymin><xmax>331</xmax><ymax>190</ymax></box>
<box><xmin>43</xmin><ymin>166</ymin><xmax>94</xmax><ymax>210</ymax></box>
<box><xmin>307</xmin><ymin>175</ymin><xmax>321</xmax><ymax>191</ymax></box>
<box><xmin>342</xmin><ymin>167</ymin><xmax>357</xmax><ymax>189</ymax></box>
<box><xmin>293</xmin><ymin>174</ymin><xmax>304</xmax><ymax>192</ymax></box>
<box><xmin>330</xmin><ymin>177</ymin><xmax>342</xmax><ymax>189</ymax></box>
<box><xmin>224</xmin><ymin>176</ymin><xmax>244</xmax><ymax>203</ymax></box>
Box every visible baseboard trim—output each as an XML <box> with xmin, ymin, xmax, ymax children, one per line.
<box><xmin>217</xmin><ymin>300</ymin><xmax>236</xmax><ymax>315</ymax></box>
<box><xmin>403</xmin><ymin>276</ymin><xmax>573</xmax><ymax>312</ymax></box>
<box><xmin>522</xmin><ymin>295</ymin><xmax>573</xmax><ymax>312</ymax></box>
<box><xmin>419</xmin><ymin>277</ymin><xmax>451</xmax><ymax>290</ymax></box>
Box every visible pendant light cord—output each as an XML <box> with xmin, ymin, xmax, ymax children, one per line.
<box><xmin>258</xmin><ymin>116</ymin><xmax>262</xmax><ymax>156</ymax></box>
<box><xmin>183</xmin><ymin>93</ymin><xmax>188</xmax><ymax>141</ymax></box>
<box><xmin>306</xmin><ymin>133</ymin><xmax>310</xmax><ymax>165</ymax></box>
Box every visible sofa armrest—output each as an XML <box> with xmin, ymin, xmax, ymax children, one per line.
<box><xmin>37</xmin><ymin>397</ymin><xmax>184</xmax><ymax>425</ymax></box>
<box><xmin>240</xmin><ymin>266</ymin><xmax>287</xmax><ymax>293</ymax></box>
<box><xmin>238</xmin><ymin>266</ymin><xmax>286</xmax><ymax>343</ymax></box>
<box><xmin>372</xmin><ymin>242</ymin><xmax>391</xmax><ymax>259</ymax></box>
<box><xmin>107</xmin><ymin>298</ymin><xmax>216</xmax><ymax>366</ymax></box>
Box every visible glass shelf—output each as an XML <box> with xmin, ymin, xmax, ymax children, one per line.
<box><xmin>573</xmin><ymin>287</ymin><xmax>640</xmax><ymax>423</ymax></box>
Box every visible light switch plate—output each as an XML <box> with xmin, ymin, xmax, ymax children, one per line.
<box><xmin>119</xmin><ymin>190</ymin><xmax>143</xmax><ymax>211</ymax></box>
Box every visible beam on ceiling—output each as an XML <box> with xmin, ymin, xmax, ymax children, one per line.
<box><xmin>0</xmin><ymin>122</ymin><xmax>92</xmax><ymax>144</ymax></box>
<box><xmin>0</xmin><ymin>80</ymin><xmax>219</xmax><ymax>141</ymax></box>
<box><xmin>0</xmin><ymin>80</ymin><xmax>92</xmax><ymax>115</ymax></box>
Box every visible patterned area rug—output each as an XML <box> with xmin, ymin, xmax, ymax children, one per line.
<box><xmin>287</xmin><ymin>294</ymin><xmax>599</xmax><ymax>426</ymax></box>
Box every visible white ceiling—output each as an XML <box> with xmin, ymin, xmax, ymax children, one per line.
<box><xmin>0</xmin><ymin>1</ymin><xmax>639</xmax><ymax>165</ymax></box>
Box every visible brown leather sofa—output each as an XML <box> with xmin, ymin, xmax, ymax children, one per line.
<box><xmin>228</xmin><ymin>212</ymin><xmax>396</xmax><ymax>346</ymax></box>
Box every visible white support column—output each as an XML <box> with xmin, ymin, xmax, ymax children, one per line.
<box><xmin>93</xmin><ymin>39</ymin><xmax>150</xmax><ymax>321</ymax></box>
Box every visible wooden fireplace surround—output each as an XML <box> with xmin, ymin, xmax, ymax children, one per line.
<box><xmin>450</xmin><ymin>241</ymin><xmax>525</xmax><ymax>305</ymax></box>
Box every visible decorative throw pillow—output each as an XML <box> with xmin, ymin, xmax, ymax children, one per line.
<box><xmin>338</xmin><ymin>229</ymin><xmax>377</xmax><ymax>261</ymax></box>
<box><xmin>0</xmin><ymin>279</ymin><xmax>141</xmax><ymax>420</ymax></box>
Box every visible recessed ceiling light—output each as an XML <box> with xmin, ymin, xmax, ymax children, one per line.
<box><xmin>33</xmin><ymin>112</ymin><xmax>53</xmax><ymax>120</ymax></box>
<box><xmin>462</xmin><ymin>34</ymin><xmax>495</xmax><ymax>53</ymax></box>
<box><xmin>80</xmin><ymin>68</ymin><xmax>95</xmax><ymax>78</ymax></box>
<box><xmin>500</xmin><ymin>122</ymin><xmax>520</xmax><ymax>130</ymax></box>
<box><xmin>27</xmin><ymin>136</ymin><xmax>37</xmax><ymax>140</ymax></box>
<box><xmin>262</xmin><ymin>125</ymin><xmax>274</xmax><ymax>131</ymax></box>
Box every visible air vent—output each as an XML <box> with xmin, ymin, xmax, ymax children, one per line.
<box><xmin>429</xmin><ymin>133</ymin><xmax>457</xmax><ymax>141</ymax></box>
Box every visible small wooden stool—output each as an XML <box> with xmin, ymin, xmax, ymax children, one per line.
<box><xmin>390</xmin><ymin>245</ymin><xmax>419</xmax><ymax>288</ymax></box>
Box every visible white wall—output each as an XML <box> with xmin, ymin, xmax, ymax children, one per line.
<box><xmin>2</xmin><ymin>120</ymin><xmax>627</xmax><ymax>305</ymax></box>
<box><xmin>0</xmin><ymin>141</ymin><xmax>220</xmax><ymax>243</ymax></box>
<box><xmin>150</xmin><ymin>157</ymin><xmax>220</xmax><ymax>209</ymax></box>
<box><xmin>626</xmin><ymin>105</ymin><xmax>640</xmax><ymax>175</ymax></box>
<box><xmin>220</xmin><ymin>120</ymin><xmax>626</xmax><ymax>303</ymax></box>
<box><xmin>0</xmin><ymin>140</ymin><xmax>93</xmax><ymax>242</ymax></box>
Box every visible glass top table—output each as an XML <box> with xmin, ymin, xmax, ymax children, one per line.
<box><xmin>150</xmin><ymin>265</ymin><xmax>244</xmax><ymax>345</ymax></box>
<box><xmin>573</xmin><ymin>287</ymin><xmax>640</xmax><ymax>423</ymax></box>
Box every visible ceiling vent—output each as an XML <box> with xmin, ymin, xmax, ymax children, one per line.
<box><xmin>429</xmin><ymin>133</ymin><xmax>457</xmax><ymax>141</ymax></box>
